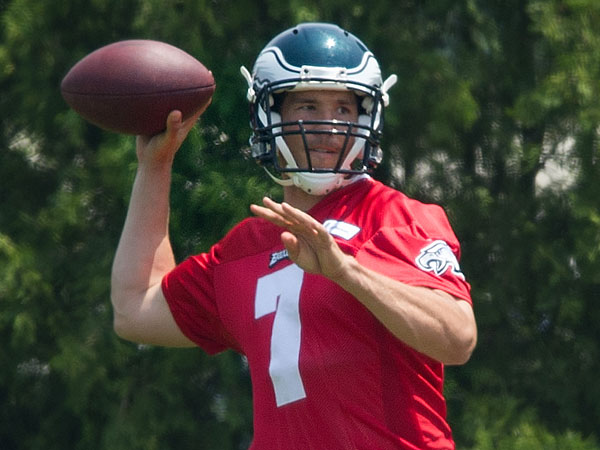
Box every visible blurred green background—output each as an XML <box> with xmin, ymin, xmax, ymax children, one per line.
<box><xmin>1</xmin><ymin>0</ymin><xmax>599</xmax><ymax>448</ymax></box>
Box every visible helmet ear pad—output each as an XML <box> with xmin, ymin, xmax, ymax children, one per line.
<box><xmin>269</xmin><ymin>111</ymin><xmax>299</xmax><ymax>170</ymax></box>
<box><xmin>352</xmin><ymin>114</ymin><xmax>371</xmax><ymax>162</ymax></box>
<box><xmin>271</xmin><ymin>111</ymin><xmax>281</xmax><ymax>124</ymax></box>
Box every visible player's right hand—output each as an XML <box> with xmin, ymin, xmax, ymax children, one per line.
<box><xmin>135</xmin><ymin>109</ymin><xmax>203</xmax><ymax>168</ymax></box>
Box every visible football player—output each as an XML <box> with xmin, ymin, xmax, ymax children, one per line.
<box><xmin>111</xmin><ymin>22</ymin><xmax>477</xmax><ymax>449</ymax></box>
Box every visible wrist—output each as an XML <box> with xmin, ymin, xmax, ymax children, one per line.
<box><xmin>136</xmin><ymin>157</ymin><xmax>174</xmax><ymax>177</ymax></box>
<box><xmin>328</xmin><ymin>252</ymin><xmax>361</xmax><ymax>288</ymax></box>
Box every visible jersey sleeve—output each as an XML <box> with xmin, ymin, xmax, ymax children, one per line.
<box><xmin>355</xmin><ymin>202</ymin><xmax>472</xmax><ymax>303</ymax></box>
<box><xmin>161</xmin><ymin>243</ymin><xmax>239</xmax><ymax>354</ymax></box>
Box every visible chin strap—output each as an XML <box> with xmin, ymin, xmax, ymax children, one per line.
<box><xmin>263</xmin><ymin>166</ymin><xmax>355</xmax><ymax>196</ymax></box>
<box><xmin>258</xmin><ymin>128</ymin><xmax>368</xmax><ymax>192</ymax></box>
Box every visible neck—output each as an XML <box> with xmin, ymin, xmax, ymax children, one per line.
<box><xmin>283</xmin><ymin>185</ymin><xmax>326</xmax><ymax>211</ymax></box>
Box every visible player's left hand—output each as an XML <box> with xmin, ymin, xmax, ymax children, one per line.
<box><xmin>250</xmin><ymin>197</ymin><xmax>351</xmax><ymax>280</ymax></box>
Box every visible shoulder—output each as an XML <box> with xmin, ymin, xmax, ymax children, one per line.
<box><xmin>371</xmin><ymin>179</ymin><xmax>447</xmax><ymax>216</ymax></box>
<box><xmin>353</xmin><ymin>179</ymin><xmax>456</xmax><ymax>240</ymax></box>
<box><xmin>213</xmin><ymin>216</ymin><xmax>282</xmax><ymax>263</ymax></box>
<box><xmin>168</xmin><ymin>216</ymin><xmax>281</xmax><ymax>283</ymax></box>
<box><xmin>398</xmin><ymin>194</ymin><xmax>455</xmax><ymax>237</ymax></box>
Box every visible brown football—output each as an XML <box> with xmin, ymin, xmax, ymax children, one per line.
<box><xmin>61</xmin><ymin>40</ymin><xmax>215</xmax><ymax>135</ymax></box>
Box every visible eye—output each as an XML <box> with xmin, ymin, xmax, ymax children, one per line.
<box><xmin>337</xmin><ymin>104</ymin><xmax>358</xmax><ymax>117</ymax></box>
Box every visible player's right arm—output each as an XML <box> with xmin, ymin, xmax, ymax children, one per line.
<box><xmin>110</xmin><ymin>110</ymin><xmax>202</xmax><ymax>347</ymax></box>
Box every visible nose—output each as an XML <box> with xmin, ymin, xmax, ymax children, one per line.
<box><xmin>309</xmin><ymin>118</ymin><xmax>340</xmax><ymax>134</ymax></box>
<box><xmin>314</xmin><ymin>105</ymin><xmax>346</xmax><ymax>125</ymax></box>
<box><xmin>305</xmin><ymin>121</ymin><xmax>351</xmax><ymax>151</ymax></box>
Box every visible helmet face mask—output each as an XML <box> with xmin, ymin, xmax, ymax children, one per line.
<box><xmin>242</xmin><ymin>22</ymin><xmax>396</xmax><ymax>195</ymax></box>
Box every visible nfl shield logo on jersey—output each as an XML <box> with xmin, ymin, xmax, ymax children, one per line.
<box><xmin>415</xmin><ymin>240</ymin><xmax>465</xmax><ymax>279</ymax></box>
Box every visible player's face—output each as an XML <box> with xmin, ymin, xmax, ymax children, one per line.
<box><xmin>279</xmin><ymin>90</ymin><xmax>359</xmax><ymax>170</ymax></box>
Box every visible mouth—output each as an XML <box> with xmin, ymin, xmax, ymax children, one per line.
<box><xmin>309</xmin><ymin>147</ymin><xmax>338</xmax><ymax>154</ymax></box>
<box><xmin>307</xmin><ymin>148</ymin><xmax>343</xmax><ymax>170</ymax></box>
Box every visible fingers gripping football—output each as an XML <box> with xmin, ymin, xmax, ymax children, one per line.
<box><xmin>251</xmin><ymin>197</ymin><xmax>350</xmax><ymax>280</ymax></box>
<box><xmin>136</xmin><ymin>109</ymin><xmax>203</xmax><ymax>167</ymax></box>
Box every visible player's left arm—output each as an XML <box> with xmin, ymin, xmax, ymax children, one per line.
<box><xmin>251</xmin><ymin>197</ymin><xmax>477</xmax><ymax>365</ymax></box>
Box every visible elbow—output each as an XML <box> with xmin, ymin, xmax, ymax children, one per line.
<box><xmin>110</xmin><ymin>289</ymin><xmax>138</xmax><ymax>343</ymax></box>
<box><xmin>112</xmin><ymin>312</ymin><xmax>133</xmax><ymax>341</ymax></box>
<box><xmin>445</xmin><ymin>326</ymin><xmax>477</xmax><ymax>366</ymax></box>
<box><xmin>112</xmin><ymin>306</ymin><xmax>134</xmax><ymax>342</ymax></box>
<box><xmin>443</xmin><ymin>300</ymin><xmax>477</xmax><ymax>366</ymax></box>
<box><xmin>112</xmin><ymin>309</ymin><xmax>146</xmax><ymax>344</ymax></box>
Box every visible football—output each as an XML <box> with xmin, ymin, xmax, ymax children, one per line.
<box><xmin>61</xmin><ymin>39</ymin><xmax>216</xmax><ymax>135</ymax></box>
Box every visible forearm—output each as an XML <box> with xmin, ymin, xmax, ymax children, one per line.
<box><xmin>112</xmin><ymin>111</ymin><xmax>201</xmax><ymax>300</ymax></box>
<box><xmin>111</xmin><ymin>163</ymin><xmax>175</xmax><ymax>309</ymax></box>
<box><xmin>333</xmin><ymin>256</ymin><xmax>477</xmax><ymax>365</ymax></box>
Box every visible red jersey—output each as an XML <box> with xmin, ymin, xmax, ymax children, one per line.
<box><xmin>162</xmin><ymin>177</ymin><xmax>471</xmax><ymax>449</ymax></box>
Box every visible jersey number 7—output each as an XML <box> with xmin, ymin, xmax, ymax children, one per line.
<box><xmin>255</xmin><ymin>264</ymin><xmax>307</xmax><ymax>407</ymax></box>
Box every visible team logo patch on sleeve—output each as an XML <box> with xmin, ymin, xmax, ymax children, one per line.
<box><xmin>415</xmin><ymin>240</ymin><xmax>465</xmax><ymax>279</ymax></box>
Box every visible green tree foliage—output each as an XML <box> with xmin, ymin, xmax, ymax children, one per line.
<box><xmin>1</xmin><ymin>0</ymin><xmax>599</xmax><ymax>448</ymax></box>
